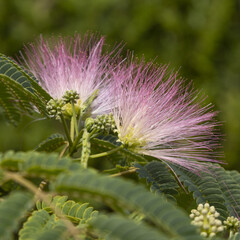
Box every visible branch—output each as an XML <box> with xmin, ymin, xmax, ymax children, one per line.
<box><xmin>5</xmin><ymin>172</ymin><xmax>81</xmax><ymax>240</ymax></box>
<box><xmin>110</xmin><ymin>167</ymin><xmax>138</xmax><ymax>177</ymax></box>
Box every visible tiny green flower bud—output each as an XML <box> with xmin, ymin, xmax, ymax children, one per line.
<box><xmin>215</xmin><ymin>220</ymin><xmax>222</xmax><ymax>226</ymax></box>
<box><xmin>204</xmin><ymin>203</ymin><xmax>210</xmax><ymax>209</ymax></box>
<box><xmin>62</xmin><ymin>90</ymin><xmax>80</xmax><ymax>104</ymax></box>
<box><xmin>85</xmin><ymin>117</ymin><xmax>95</xmax><ymax>131</ymax></box>
<box><xmin>211</xmin><ymin>226</ymin><xmax>216</xmax><ymax>232</ymax></box>
<box><xmin>200</xmin><ymin>232</ymin><xmax>207</xmax><ymax>237</ymax></box>
<box><xmin>209</xmin><ymin>206</ymin><xmax>215</xmax><ymax>213</ymax></box>
<box><xmin>46</xmin><ymin>99</ymin><xmax>64</xmax><ymax>119</ymax></box>
<box><xmin>195</xmin><ymin>216</ymin><xmax>200</xmax><ymax>222</ymax></box>
<box><xmin>209</xmin><ymin>233</ymin><xmax>216</xmax><ymax>238</ymax></box>
<box><xmin>203</xmin><ymin>224</ymin><xmax>210</xmax><ymax>230</ymax></box>
<box><xmin>197</xmin><ymin>204</ymin><xmax>203</xmax><ymax>211</ymax></box>
<box><xmin>217</xmin><ymin>226</ymin><xmax>224</xmax><ymax>232</ymax></box>
<box><xmin>202</xmin><ymin>209</ymin><xmax>208</xmax><ymax>215</ymax></box>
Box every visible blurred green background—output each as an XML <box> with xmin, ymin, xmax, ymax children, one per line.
<box><xmin>0</xmin><ymin>0</ymin><xmax>239</xmax><ymax>169</ymax></box>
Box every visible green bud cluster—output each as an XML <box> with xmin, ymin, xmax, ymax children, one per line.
<box><xmin>224</xmin><ymin>216</ymin><xmax>240</xmax><ymax>233</ymax></box>
<box><xmin>190</xmin><ymin>203</ymin><xmax>224</xmax><ymax>238</ymax></box>
<box><xmin>62</xmin><ymin>90</ymin><xmax>80</xmax><ymax>104</ymax></box>
<box><xmin>81</xmin><ymin>129</ymin><xmax>91</xmax><ymax>168</ymax></box>
<box><xmin>85</xmin><ymin>113</ymin><xmax>116</xmax><ymax>134</ymax></box>
<box><xmin>46</xmin><ymin>99</ymin><xmax>64</xmax><ymax>119</ymax></box>
<box><xmin>46</xmin><ymin>90</ymin><xmax>82</xmax><ymax>119</ymax></box>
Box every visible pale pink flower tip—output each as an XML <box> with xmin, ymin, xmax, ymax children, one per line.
<box><xmin>21</xmin><ymin>34</ymin><xmax>115</xmax><ymax>116</ymax></box>
<box><xmin>112</xmin><ymin>61</ymin><xmax>221</xmax><ymax>171</ymax></box>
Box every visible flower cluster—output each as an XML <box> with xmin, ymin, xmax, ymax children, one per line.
<box><xmin>21</xmin><ymin>34</ymin><xmax>115</xmax><ymax>117</ymax></box>
<box><xmin>224</xmin><ymin>216</ymin><xmax>240</xmax><ymax>233</ymax></box>
<box><xmin>111</xmin><ymin>61</ymin><xmax>220</xmax><ymax>171</ymax></box>
<box><xmin>21</xmin><ymin>33</ymin><xmax>221</xmax><ymax>172</ymax></box>
<box><xmin>190</xmin><ymin>203</ymin><xmax>224</xmax><ymax>238</ymax></box>
<box><xmin>86</xmin><ymin>113</ymin><xmax>116</xmax><ymax>134</ymax></box>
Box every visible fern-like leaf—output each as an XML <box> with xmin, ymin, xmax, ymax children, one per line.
<box><xmin>0</xmin><ymin>54</ymin><xmax>50</xmax><ymax>124</ymax></box>
<box><xmin>0</xmin><ymin>151</ymin><xmax>82</xmax><ymax>177</ymax></box>
<box><xmin>91</xmin><ymin>214</ymin><xmax>169</xmax><ymax>240</ymax></box>
<box><xmin>0</xmin><ymin>191</ymin><xmax>33</xmax><ymax>240</ymax></box>
<box><xmin>35</xmin><ymin>134</ymin><xmax>66</xmax><ymax>152</ymax></box>
<box><xmin>19</xmin><ymin>209</ymin><xmax>67</xmax><ymax>240</ymax></box>
<box><xmin>135</xmin><ymin>161</ymin><xmax>179</xmax><ymax>202</ymax></box>
<box><xmin>52</xmin><ymin>169</ymin><xmax>202</xmax><ymax>239</ymax></box>
<box><xmin>169</xmin><ymin>164</ymin><xmax>229</xmax><ymax>220</ymax></box>
<box><xmin>0</xmin><ymin>53</ymin><xmax>51</xmax><ymax>101</ymax></box>
<box><xmin>213</xmin><ymin>167</ymin><xmax>240</xmax><ymax>218</ymax></box>
<box><xmin>36</xmin><ymin>195</ymin><xmax>98</xmax><ymax>224</ymax></box>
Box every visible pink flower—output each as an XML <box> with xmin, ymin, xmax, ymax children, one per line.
<box><xmin>20</xmin><ymin>34</ymin><xmax>116</xmax><ymax>116</ymax></box>
<box><xmin>112</xmin><ymin>61</ymin><xmax>221</xmax><ymax>171</ymax></box>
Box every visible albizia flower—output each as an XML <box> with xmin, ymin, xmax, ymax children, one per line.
<box><xmin>112</xmin><ymin>61</ymin><xmax>221</xmax><ymax>171</ymax></box>
<box><xmin>20</xmin><ymin>34</ymin><xmax>116</xmax><ymax>116</ymax></box>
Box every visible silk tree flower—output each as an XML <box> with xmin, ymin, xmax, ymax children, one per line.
<box><xmin>111</xmin><ymin>61</ymin><xmax>221</xmax><ymax>171</ymax></box>
<box><xmin>20</xmin><ymin>34</ymin><xmax>116</xmax><ymax>117</ymax></box>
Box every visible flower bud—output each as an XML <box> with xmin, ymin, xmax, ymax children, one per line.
<box><xmin>62</xmin><ymin>90</ymin><xmax>80</xmax><ymax>104</ymax></box>
<box><xmin>46</xmin><ymin>99</ymin><xmax>64</xmax><ymax>119</ymax></box>
<box><xmin>224</xmin><ymin>216</ymin><xmax>240</xmax><ymax>233</ymax></box>
<box><xmin>190</xmin><ymin>203</ymin><xmax>223</xmax><ymax>238</ymax></box>
<box><xmin>86</xmin><ymin>113</ymin><xmax>116</xmax><ymax>134</ymax></box>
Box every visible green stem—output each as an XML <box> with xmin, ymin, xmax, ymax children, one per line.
<box><xmin>74</xmin><ymin>129</ymin><xmax>98</xmax><ymax>150</ymax></box>
<box><xmin>75</xmin><ymin>142</ymin><xmax>82</xmax><ymax>149</ymax></box>
<box><xmin>110</xmin><ymin>167</ymin><xmax>137</xmax><ymax>177</ymax></box>
<box><xmin>71</xmin><ymin>101</ymin><xmax>79</xmax><ymax>135</ymax></box>
<box><xmin>229</xmin><ymin>230</ymin><xmax>234</xmax><ymax>238</ymax></box>
<box><xmin>89</xmin><ymin>145</ymin><xmax>123</xmax><ymax>159</ymax></box>
<box><xmin>77</xmin><ymin>109</ymin><xmax>83</xmax><ymax>128</ymax></box>
<box><xmin>60</xmin><ymin>115</ymin><xmax>72</xmax><ymax>147</ymax></box>
<box><xmin>68</xmin><ymin>129</ymin><xmax>84</xmax><ymax>156</ymax></box>
<box><xmin>89</xmin><ymin>128</ymin><xmax>97</xmax><ymax>138</ymax></box>
<box><xmin>70</xmin><ymin>117</ymin><xmax>74</xmax><ymax>141</ymax></box>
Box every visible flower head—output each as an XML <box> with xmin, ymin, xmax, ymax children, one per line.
<box><xmin>112</xmin><ymin>60</ymin><xmax>221</xmax><ymax>171</ymax></box>
<box><xmin>20</xmin><ymin>34</ymin><xmax>115</xmax><ymax>116</ymax></box>
<box><xmin>190</xmin><ymin>203</ymin><xmax>224</xmax><ymax>238</ymax></box>
<box><xmin>224</xmin><ymin>216</ymin><xmax>240</xmax><ymax>233</ymax></box>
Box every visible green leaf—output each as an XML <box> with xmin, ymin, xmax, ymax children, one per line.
<box><xmin>0</xmin><ymin>191</ymin><xmax>33</xmax><ymax>240</ymax></box>
<box><xmin>214</xmin><ymin>167</ymin><xmax>240</xmax><ymax>218</ymax></box>
<box><xmin>0</xmin><ymin>151</ymin><xmax>82</xmax><ymax>177</ymax></box>
<box><xmin>0</xmin><ymin>74</ymin><xmax>34</xmax><ymax>124</ymax></box>
<box><xmin>35</xmin><ymin>134</ymin><xmax>66</xmax><ymax>152</ymax></box>
<box><xmin>37</xmin><ymin>195</ymin><xmax>98</xmax><ymax>224</ymax></box>
<box><xmin>0</xmin><ymin>79</ymin><xmax>21</xmax><ymax>124</ymax></box>
<box><xmin>0</xmin><ymin>54</ymin><xmax>50</xmax><ymax>125</ymax></box>
<box><xmin>19</xmin><ymin>209</ymin><xmax>67</xmax><ymax>240</ymax></box>
<box><xmin>52</xmin><ymin>169</ymin><xmax>202</xmax><ymax>239</ymax></box>
<box><xmin>0</xmin><ymin>54</ymin><xmax>51</xmax><ymax>101</ymax></box>
<box><xmin>91</xmin><ymin>214</ymin><xmax>169</xmax><ymax>240</ymax></box>
<box><xmin>169</xmin><ymin>164</ymin><xmax>230</xmax><ymax>220</ymax></box>
<box><xmin>135</xmin><ymin>161</ymin><xmax>179</xmax><ymax>202</ymax></box>
<box><xmin>35</xmin><ymin>226</ymin><xmax>67</xmax><ymax>240</ymax></box>
<box><xmin>230</xmin><ymin>170</ymin><xmax>240</xmax><ymax>183</ymax></box>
